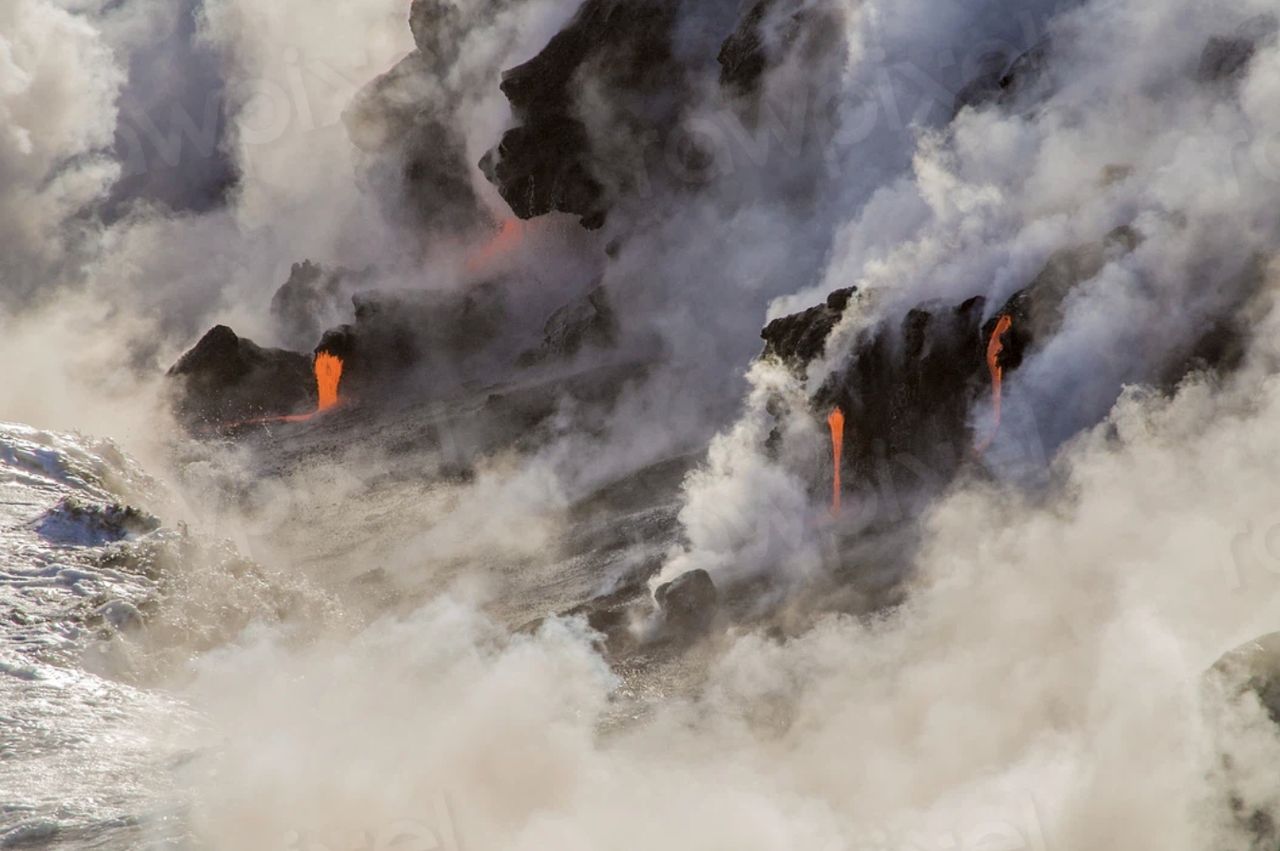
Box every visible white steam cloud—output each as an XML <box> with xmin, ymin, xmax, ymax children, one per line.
<box><xmin>5</xmin><ymin>0</ymin><xmax>1280</xmax><ymax>848</ymax></box>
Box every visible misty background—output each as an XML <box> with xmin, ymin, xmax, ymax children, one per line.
<box><xmin>6</xmin><ymin>0</ymin><xmax>1280</xmax><ymax>848</ymax></box>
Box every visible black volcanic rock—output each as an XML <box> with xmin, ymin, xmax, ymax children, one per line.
<box><xmin>343</xmin><ymin>0</ymin><xmax>498</xmax><ymax>236</ymax></box>
<box><xmin>816</xmin><ymin>295</ymin><xmax>993</xmax><ymax>485</ymax></box>
<box><xmin>1198</xmin><ymin>36</ymin><xmax>1257</xmax><ymax>83</ymax></box>
<box><xmin>167</xmin><ymin>325</ymin><xmax>314</xmax><ymax>425</ymax></box>
<box><xmin>517</xmin><ymin>285</ymin><xmax>618</xmax><ymax>366</ymax></box>
<box><xmin>761</xmin><ymin>286</ymin><xmax>856</xmax><ymax>368</ymax></box>
<box><xmin>717</xmin><ymin>0</ymin><xmax>842</xmax><ymax>118</ymax></box>
<box><xmin>270</xmin><ymin>261</ymin><xmax>371</xmax><ymax>350</ymax></box>
<box><xmin>655</xmin><ymin>568</ymin><xmax>717</xmax><ymax>634</ymax></box>
<box><xmin>717</xmin><ymin>0</ymin><xmax>775</xmax><ymax>97</ymax></box>
<box><xmin>479</xmin><ymin>0</ymin><xmax>684</xmax><ymax>228</ymax></box>
<box><xmin>479</xmin><ymin>117</ymin><xmax>605</xmax><ymax>225</ymax></box>
<box><xmin>313</xmin><ymin>283</ymin><xmax>508</xmax><ymax>400</ymax></box>
<box><xmin>1197</xmin><ymin>16</ymin><xmax>1277</xmax><ymax>84</ymax></box>
<box><xmin>953</xmin><ymin>39</ymin><xmax>1052</xmax><ymax>115</ymax></box>
<box><xmin>762</xmin><ymin>229</ymin><xmax>1141</xmax><ymax>494</ymax></box>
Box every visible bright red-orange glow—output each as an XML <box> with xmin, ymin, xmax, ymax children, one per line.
<box><xmin>219</xmin><ymin>351</ymin><xmax>344</xmax><ymax>429</ymax></box>
<box><xmin>827</xmin><ymin>406</ymin><xmax>845</xmax><ymax>515</ymax></box>
<box><xmin>315</xmin><ymin>351</ymin><xmax>342</xmax><ymax>411</ymax></box>
<box><xmin>975</xmin><ymin>314</ymin><xmax>1013</xmax><ymax>453</ymax></box>
<box><xmin>466</xmin><ymin>218</ymin><xmax>526</xmax><ymax>273</ymax></box>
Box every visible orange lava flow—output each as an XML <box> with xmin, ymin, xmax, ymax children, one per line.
<box><xmin>315</xmin><ymin>351</ymin><xmax>343</xmax><ymax>411</ymax></box>
<box><xmin>827</xmin><ymin>406</ymin><xmax>845</xmax><ymax>515</ymax></box>
<box><xmin>975</xmin><ymin>314</ymin><xmax>1013</xmax><ymax>453</ymax></box>
<box><xmin>218</xmin><ymin>351</ymin><xmax>344</xmax><ymax>429</ymax></box>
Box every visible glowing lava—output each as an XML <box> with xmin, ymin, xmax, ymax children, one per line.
<box><xmin>466</xmin><ymin>217</ymin><xmax>526</xmax><ymax>273</ymax></box>
<box><xmin>975</xmin><ymin>314</ymin><xmax>1013</xmax><ymax>453</ymax></box>
<box><xmin>221</xmin><ymin>351</ymin><xmax>344</xmax><ymax>429</ymax></box>
<box><xmin>827</xmin><ymin>406</ymin><xmax>845</xmax><ymax>515</ymax></box>
<box><xmin>315</xmin><ymin>351</ymin><xmax>342</xmax><ymax>411</ymax></box>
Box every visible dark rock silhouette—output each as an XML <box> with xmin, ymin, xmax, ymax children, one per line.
<box><xmin>953</xmin><ymin>39</ymin><xmax>1053</xmax><ymax>116</ymax></box>
<box><xmin>518</xmin><ymin>285</ymin><xmax>618</xmax><ymax>366</ymax></box>
<box><xmin>167</xmin><ymin>325</ymin><xmax>314</xmax><ymax>425</ymax></box>
<box><xmin>1197</xmin><ymin>15</ymin><xmax>1276</xmax><ymax>84</ymax></box>
<box><xmin>270</xmin><ymin>261</ymin><xmax>371</xmax><ymax>351</ymax></box>
<box><xmin>655</xmin><ymin>568</ymin><xmax>717</xmax><ymax>634</ymax></box>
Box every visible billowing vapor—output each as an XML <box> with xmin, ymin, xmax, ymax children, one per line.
<box><xmin>5</xmin><ymin>0</ymin><xmax>1280</xmax><ymax>847</ymax></box>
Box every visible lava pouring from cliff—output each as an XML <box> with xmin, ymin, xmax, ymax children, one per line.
<box><xmin>221</xmin><ymin>351</ymin><xmax>345</xmax><ymax>429</ymax></box>
<box><xmin>975</xmin><ymin>315</ymin><xmax>1013</xmax><ymax>453</ymax></box>
<box><xmin>827</xmin><ymin>407</ymin><xmax>845</xmax><ymax>515</ymax></box>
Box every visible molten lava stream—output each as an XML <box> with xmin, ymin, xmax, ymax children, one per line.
<box><xmin>314</xmin><ymin>351</ymin><xmax>343</xmax><ymax>411</ymax></box>
<box><xmin>975</xmin><ymin>314</ymin><xmax>1013</xmax><ymax>453</ymax></box>
<box><xmin>219</xmin><ymin>351</ymin><xmax>344</xmax><ymax>429</ymax></box>
<box><xmin>827</xmin><ymin>407</ymin><xmax>845</xmax><ymax>515</ymax></box>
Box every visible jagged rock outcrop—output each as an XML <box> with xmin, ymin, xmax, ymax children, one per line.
<box><xmin>479</xmin><ymin>0</ymin><xmax>687</xmax><ymax>228</ymax></box>
<box><xmin>763</xmin><ymin>228</ymin><xmax>1142</xmax><ymax>493</ymax></box>
<box><xmin>517</xmin><ymin>285</ymin><xmax>618</xmax><ymax>365</ymax></box>
<box><xmin>270</xmin><ymin>261</ymin><xmax>371</xmax><ymax>351</ymax></box>
<box><xmin>953</xmin><ymin>39</ymin><xmax>1053</xmax><ymax>115</ymax></box>
<box><xmin>717</xmin><ymin>0</ymin><xmax>776</xmax><ymax>97</ymax></box>
<box><xmin>167</xmin><ymin>325</ymin><xmax>314</xmax><ymax>425</ymax></box>
<box><xmin>344</xmin><ymin>0</ymin><xmax>496</xmax><ymax>235</ymax></box>
<box><xmin>760</xmin><ymin>286</ymin><xmax>856</xmax><ymax>368</ymax></box>
<box><xmin>35</xmin><ymin>497</ymin><xmax>160</xmax><ymax>547</ymax></box>
<box><xmin>654</xmin><ymin>568</ymin><xmax>717</xmax><ymax>635</ymax></box>
<box><xmin>478</xmin><ymin>0</ymin><xmax>839</xmax><ymax>227</ymax></box>
<box><xmin>718</xmin><ymin>0</ymin><xmax>837</xmax><ymax>102</ymax></box>
<box><xmin>315</xmin><ymin>283</ymin><xmax>508</xmax><ymax>399</ymax></box>
<box><xmin>1197</xmin><ymin>15</ymin><xmax>1277</xmax><ymax>84</ymax></box>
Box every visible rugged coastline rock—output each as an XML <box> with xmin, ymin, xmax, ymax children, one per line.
<box><xmin>760</xmin><ymin>286</ymin><xmax>856</xmax><ymax>368</ymax></box>
<box><xmin>761</xmin><ymin>228</ymin><xmax>1143</xmax><ymax>495</ymax></box>
<box><xmin>654</xmin><ymin>568</ymin><xmax>717</xmax><ymax>635</ymax></box>
<box><xmin>166</xmin><ymin>325</ymin><xmax>314</xmax><ymax>425</ymax></box>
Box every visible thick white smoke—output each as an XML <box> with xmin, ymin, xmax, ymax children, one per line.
<box><xmin>0</xmin><ymin>0</ymin><xmax>122</xmax><ymax>303</ymax></box>
<box><xmin>7</xmin><ymin>0</ymin><xmax>1280</xmax><ymax>847</ymax></box>
<box><xmin>668</xmin><ymin>0</ymin><xmax>1280</xmax><ymax>589</ymax></box>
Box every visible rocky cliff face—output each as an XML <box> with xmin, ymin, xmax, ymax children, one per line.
<box><xmin>342</xmin><ymin>0</ymin><xmax>503</xmax><ymax>237</ymax></box>
<box><xmin>477</xmin><ymin>0</ymin><xmax>840</xmax><ymax>228</ymax></box>
<box><xmin>166</xmin><ymin>325</ymin><xmax>315</xmax><ymax>425</ymax></box>
<box><xmin>755</xmin><ymin>227</ymin><xmax>1237</xmax><ymax>502</ymax></box>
